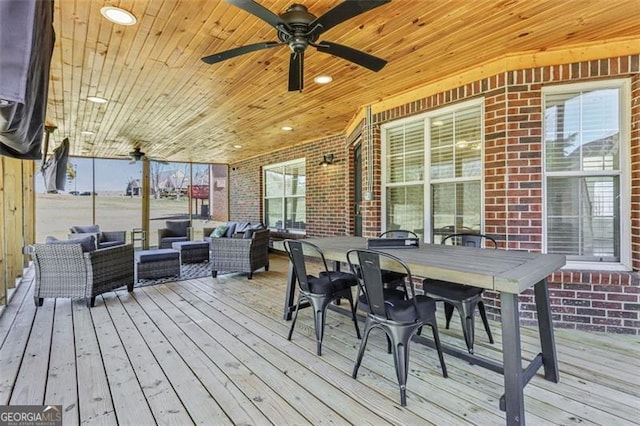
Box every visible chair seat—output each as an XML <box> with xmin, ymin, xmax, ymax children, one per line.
<box><xmin>380</xmin><ymin>270</ymin><xmax>406</xmax><ymax>285</ymax></box>
<box><xmin>308</xmin><ymin>273</ymin><xmax>355</xmax><ymax>295</ymax></box>
<box><xmin>358</xmin><ymin>287</ymin><xmax>405</xmax><ymax>306</ymax></box>
<box><xmin>386</xmin><ymin>294</ymin><xmax>436</xmax><ymax>322</ymax></box>
<box><xmin>422</xmin><ymin>278</ymin><xmax>484</xmax><ymax>300</ymax></box>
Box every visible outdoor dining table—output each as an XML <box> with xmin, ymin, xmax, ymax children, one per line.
<box><xmin>281</xmin><ymin>236</ymin><xmax>566</xmax><ymax>425</ymax></box>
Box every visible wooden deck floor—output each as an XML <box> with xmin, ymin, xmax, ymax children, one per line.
<box><xmin>1</xmin><ymin>253</ymin><xmax>639</xmax><ymax>425</ymax></box>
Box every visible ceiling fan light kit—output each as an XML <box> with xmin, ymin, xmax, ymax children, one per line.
<box><xmin>201</xmin><ymin>0</ymin><xmax>390</xmax><ymax>92</ymax></box>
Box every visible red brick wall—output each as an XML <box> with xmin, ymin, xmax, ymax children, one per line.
<box><xmin>231</xmin><ymin>55</ymin><xmax>640</xmax><ymax>334</ymax></box>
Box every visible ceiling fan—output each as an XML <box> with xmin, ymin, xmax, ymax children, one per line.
<box><xmin>119</xmin><ymin>147</ymin><xmax>167</xmax><ymax>164</ymax></box>
<box><xmin>201</xmin><ymin>0</ymin><xmax>391</xmax><ymax>92</ymax></box>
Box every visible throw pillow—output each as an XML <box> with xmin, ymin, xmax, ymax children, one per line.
<box><xmin>211</xmin><ymin>224</ymin><xmax>228</xmax><ymax>238</ymax></box>
<box><xmin>71</xmin><ymin>224</ymin><xmax>100</xmax><ymax>234</ymax></box>
<box><xmin>243</xmin><ymin>229</ymin><xmax>254</xmax><ymax>239</ymax></box>
<box><xmin>46</xmin><ymin>235</ymin><xmax>96</xmax><ymax>252</ymax></box>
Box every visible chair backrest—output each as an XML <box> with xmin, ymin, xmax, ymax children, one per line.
<box><xmin>284</xmin><ymin>240</ymin><xmax>330</xmax><ymax>293</ymax></box>
<box><xmin>165</xmin><ymin>220</ymin><xmax>191</xmax><ymax>237</ymax></box>
<box><xmin>379</xmin><ymin>229</ymin><xmax>419</xmax><ymax>239</ymax></box>
<box><xmin>347</xmin><ymin>249</ymin><xmax>414</xmax><ymax>320</ymax></box>
<box><xmin>441</xmin><ymin>233</ymin><xmax>497</xmax><ymax>249</ymax></box>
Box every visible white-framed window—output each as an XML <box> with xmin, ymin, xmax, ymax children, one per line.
<box><xmin>543</xmin><ymin>79</ymin><xmax>630</xmax><ymax>269</ymax></box>
<box><xmin>263</xmin><ymin>158</ymin><xmax>306</xmax><ymax>233</ymax></box>
<box><xmin>382</xmin><ymin>99</ymin><xmax>484</xmax><ymax>242</ymax></box>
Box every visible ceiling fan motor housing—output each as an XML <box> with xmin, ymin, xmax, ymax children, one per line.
<box><xmin>277</xmin><ymin>4</ymin><xmax>319</xmax><ymax>53</ymax></box>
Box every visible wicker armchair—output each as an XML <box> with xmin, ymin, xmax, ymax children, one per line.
<box><xmin>210</xmin><ymin>229</ymin><xmax>270</xmax><ymax>279</ymax></box>
<box><xmin>32</xmin><ymin>243</ymin><xmax>135</xmax><ymax>307</ymax></box>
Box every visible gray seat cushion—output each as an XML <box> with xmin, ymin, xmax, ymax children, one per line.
<box><xmin>136</xmin><ymin>249</ymin><xmax>180</xmax><ymax>263</ymax></box>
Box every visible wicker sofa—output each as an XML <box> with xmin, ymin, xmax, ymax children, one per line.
<box><xmin>31</xmin><ymin>242</ymin><xmax>135</xmax><ymax>307</ymax></box>
<box><xmin>208</xmin><ymin>228</ymin><xmax>270</xmax><ymax>279</ymax></box>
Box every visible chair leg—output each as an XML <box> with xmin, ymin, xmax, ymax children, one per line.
<box><xmin>211</xmin><ymin>271</ymin><xmax>218</xmax><ymax>278</ymax></box>
<box><xmin>265</xmin><ymin>263</ymin><xmax>269</xmax><ymax>271</ymax></box>
<box><xmin>392</xmin><ymin>336</ymin><xmax>411</xmax><ymax>406</ymax></box>
<box><xmin>247</xmin><ymin>272</ymin><xmax>253</xmax><ymax>279</ymax></box>
<box><xmin>127</xmin><ymin>282</ymin><xmax>134</xmax><ymax>292</ymax></box>
<box><xmin>346</xmin><ymin>293</ymin><xmax>361</xmax><ymax>339</ymax></box>
<box><xmin>444</xmin><ymin>302</ymin><xmax>455</xmax><ymax>329</ymax></box>
<box><xmin>287</xmin><ymin>296</ymin><xmax>303</xmax><ymax>341</ymax></box>
<box><xmin>477</xmin><ymin>300</ymin><xmax>494</xmax><ymax>344</ymax></box>
<box><xmin>429</xmin><ymin>323</ymin><xmax>448</xmax><ymax>378</ymax></box>
<box><xmin>34</xmin><ymin>297</ymin><xmax>43</xmax><ymax>307</ymax></box>
<box><xmin>352</xmin><ymin>319</ymin><xmax>374</xmax><ymax>379</ymax></box>
<box><xmin>387</xmin><ymin>323</ymin><xmax>419</xmax><ymax>407</ymax></box>
<box><xmin>87</xmin><ymin>297</ymin><xmax>96</xmax><ymax>308</ymax></box>
<box><xmin>457</xmin><ymin>301</ymin><xmax>476</xmax><ymax>354</ymax></box>
<box><xmin>314</xmin><ymin>305</ymin><xmax>326</xmax><ymax>356</ymax></box>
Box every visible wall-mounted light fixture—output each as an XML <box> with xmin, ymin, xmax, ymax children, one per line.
<box><xmin>319</xmin><ymin>154</ymin><xmax>335</xmax><ymax>167</ymax></box>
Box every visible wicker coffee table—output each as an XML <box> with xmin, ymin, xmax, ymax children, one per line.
<box><xmin>135</xmin><ymin>248</ymin><xmax>180</xmax><ymax>281</ymax></box>
<box><xmin>171</xmin><ymin>241</ymin><xmax>210</xmax><ymax>264</ymax></box>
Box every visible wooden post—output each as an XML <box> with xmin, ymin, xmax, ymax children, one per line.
<box><xmin>142</xmin><ymin>159</ymin><xmax>150</xmax><ymax>249</ymax></box>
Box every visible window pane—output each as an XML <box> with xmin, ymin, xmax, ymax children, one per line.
<box><xmin>265</xmin><ymin>168</ymin><xmax>284</xmax><ymax>197</ymax></box>
<box><xmin>265</xmin><ymin>198</ymin><xmax>283</xmax><ymax>228</ymax></box>
<box><xmin>547</xmin><ymin>176</ymin><xmax>619</xmax><ymax>261</ymax></box>
<box><xmin>264</xmin><ymin>159</ymin><xmax>305</xmax><ymax>232</ymax></box>
<box><xmin>545</xmin><ymin>88</ymin><xmax>619</xmax><ymax>172</ymax></box>
<box><xmin>285</xmin><ymin>197</ymin><xmax>306</xmax><ymax>230</ymax></box>
<box><xmin>385</xmin><ymin>185</ymin><xmax>424</xmax><ymax>238</ymax></box>
<box><xmin>431</xmin><ymin>106</ymin><xmax>482</xmax><ymax>179</ymax></box>
<box><xmin>285</xmin><ymin>163</ymin><xmax>305</xmax><ymax>196</ymax></box>
<box><xmin>386</xmin><ymin>120</ymin><xmax>424</xmax><ymax>183</ymax></box>
<box><xmin>432</xmin><ymin>181</ymin><xmax>481</xmax><ymax>243</ymax></box>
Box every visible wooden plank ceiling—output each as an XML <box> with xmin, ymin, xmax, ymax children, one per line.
<box><xmin>46</xmin><ymin>0</ymin><xmax>640</xmax><ymax>164</ymax></box>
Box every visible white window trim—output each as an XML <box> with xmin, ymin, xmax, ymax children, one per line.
<box><xmin>381</xmin><ymin>98</ymin><xmax>485</xmax><ymax>242</ymax></box>
<box><xmin>263</xmin><ymin>157</ymin><xmax>306</xmax><ymax>234</ymax></box>
<box><xmin>542</xmin><ymin>78</ymin><xmax>631</xmax><ymax>271</ymax></box>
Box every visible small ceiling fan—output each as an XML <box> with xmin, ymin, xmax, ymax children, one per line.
<box><xmin>201</xmin><ymin>0</ymin><xmax>391</xmax><ymax>92</ymax></box>
<box><xmin>119</xmin><ymin>147</ymin><xmax>167</xmax><ymax>164</ymax></box>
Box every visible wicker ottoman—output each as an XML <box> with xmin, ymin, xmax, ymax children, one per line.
<box><xmin>135</xmin><ymin>249</ymin><xmax>180</xmax><ymax>282</ymax></box>
<box><xmin>171</xmin><ymin>241</ymin><xmax>210</xmax><ymax>264</ymax></box>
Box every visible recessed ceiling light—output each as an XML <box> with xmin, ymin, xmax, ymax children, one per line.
<box><xmin>281</xmin><ymin>126</ymin><xmax>293</xmax><ymax>131</ymax></box>
<box><xmin>100</xmin><ymin>6</ymin><xmax>137</xmax><ymax>25</ymax></box>
<box><xmin>314</xmin><ymin>75</ymin><xmax>333</xmax><ymax>84</ymax></box>
<box><xmin>87</xmin><ymin>96</ymin><xmax>108</xmax><ymax>104</ymax></box>
<box><xmin>80</xmin><ymin>131</ymin><xmax>95</xmax><ymax>136</ymax></box>
<box><xmin>233</xmin><ymin>144</ymin><xmax>242</xmax><ymax>149</ymax></box>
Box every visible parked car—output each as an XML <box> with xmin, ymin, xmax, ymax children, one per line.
<box><xmin>79</xmin><ymin>191</ymin><xmax>97</xmax><ymax>196</ymax></box>
<box><xmin>68</xmin><ymin>190</ymin><xmax>79</xmax><ymax>196</ymax></box>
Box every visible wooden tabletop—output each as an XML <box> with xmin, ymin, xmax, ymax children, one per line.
<box><xmin>298</xmin><ymin>237</ymin><xmax>566</xmax><ymax>294</ymax></box>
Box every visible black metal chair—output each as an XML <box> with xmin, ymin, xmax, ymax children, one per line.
<box><xmin>284</xmin><ymin>240</ymin><xmax>361</xmax><ymax>356</ymax></box>
<box><xmin>377</xmin><ymin>230</ymin><xmax>420</xmax><ymax>287</ymax></box>
<box><xmin>423</xmin><ymin>233</ymin><xmax>497</xmax><ymax>354</ymax></box>
<box><xmin>347</xmin><ymin>249</ymin><xmax>447</xmax><ymax>406</ymax></box>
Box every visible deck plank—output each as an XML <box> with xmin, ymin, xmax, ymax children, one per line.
<box><xmin>90</xmin><ymin>296</ymin><xmax>157</xmax><ymax>425</ymax></box>
<box><xmin>9</xmin><ymin>298</ymin><xmax>54</xmax><ymax>405</ymax></box>
<box><xmin>44</xmin><ymin>299</ymin><xmax>79</xmax><ymax>425</ymax></box>
<box><xmin>72</xmin><ymin>301</ymin><xmax>117</xmax><ymax>425</ymax></box>
<box><xmin>0</xmin><ymin>283</ymin><xmax>37</xmax><ymax>405</ymax></box>
<box><xmin>100</xmin><ymin>292</ymin><xmax>194</xmax><ymax>425</ymax></box>
<box><xmin>162</xmin><ymin>281</ymin><xmax>400</xmax><ymax>425</ymax></box>
<box><xmin>128</xmin><ymin>286</ymin><xmax>270</xmax><ymax>425</ymax></box>
<box><xmin>112</xmin><ymin>288</ymin><xmax>234</xmax><ymax>425</ymax></box>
